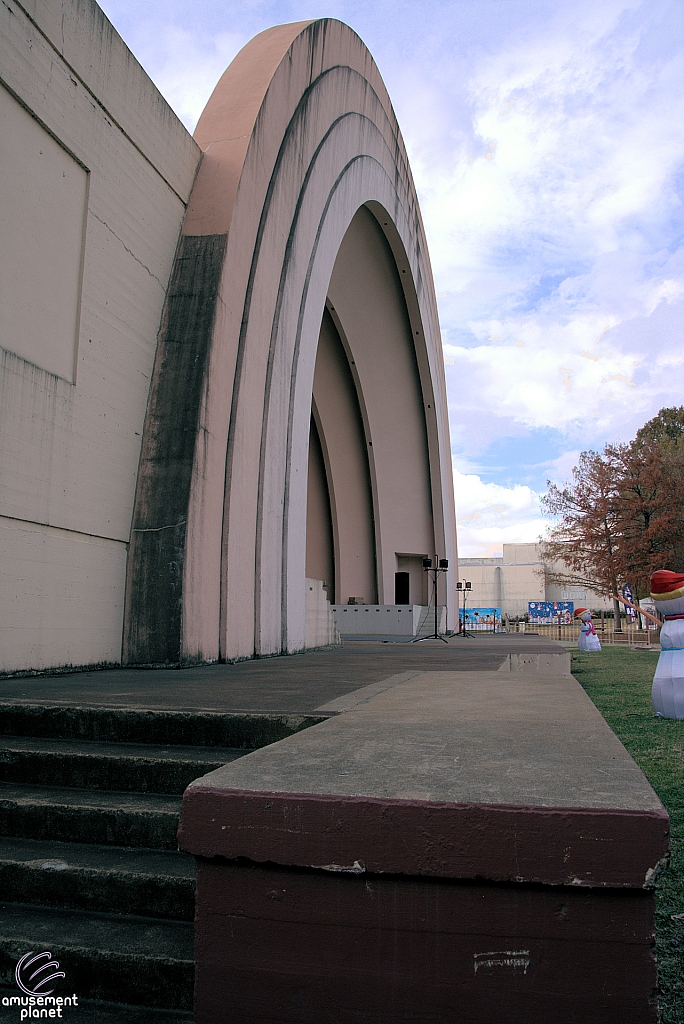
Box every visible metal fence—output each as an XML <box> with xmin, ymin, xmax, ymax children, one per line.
<box><xmin>514</xmin><ymin>622</ymin><xmax>659</xmax><ymax>646</ymax></box>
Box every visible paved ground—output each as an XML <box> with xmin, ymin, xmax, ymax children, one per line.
<box><xmin>0</xmin><ymin>635</ymin><xmax>565</xmax><ymax>714</ymax></box>
<box><xmin>195</xmin><ymin>668</ymin><xmax>664</xmax><ymax>811</ymax></box>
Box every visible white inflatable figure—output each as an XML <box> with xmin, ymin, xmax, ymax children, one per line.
<box><xmin>650</xmin><ymin>570</ymin><xmax>684</xmax><ymax>719</ymax></box>
<box><xmin>576</xmin><ymin>608</ymin><xmax>601</xmax><ymax>652</ymax></box>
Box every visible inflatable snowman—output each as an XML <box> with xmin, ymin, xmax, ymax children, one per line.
<box><xmin>575</xmin><ymin>608</ymin><xmax>601</xmax><ymax>652</ymax></box>
<box><xmin>650</xmin><ymin>570</ymin><xmax>684</xmax><ymax>719</ymax></box>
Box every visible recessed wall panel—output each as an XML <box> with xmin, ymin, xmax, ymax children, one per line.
<box><xmin>0</xmin><ymin>84</ymin><xmax>87</xmax><ymax>382</ymax></box>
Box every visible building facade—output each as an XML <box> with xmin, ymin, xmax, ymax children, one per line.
<box><xmin>0</xmin><ymin>2</ymin><xmax>457</xmax><ymax>673</ymax></box>
<box><xmin>459</xmin><ymin>543</ymin><xmax>612</xmax><ymax>619</ymax></box>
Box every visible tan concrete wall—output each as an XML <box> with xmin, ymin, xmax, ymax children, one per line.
<box><xmin>460</xmin><ymin>555</ymin><xmax>544</xmax><ymax>616</ymax></box>
<box><xmin>304</xmin><ymin>579</ymin><xmax>340</xmax><ymax>649</ymax></box>
<box><xmin>307</xmin><ymin>206</ymin><xmax>439</xmax><ymax>613</ymax></box>
<box><xmin>504</xmin><ymin>544</ymin><xmax>611</xmax><ymax>610</ymax></box>
<box><xmin>1</xmin><ymin>8</ymin><xmax>457</xmax><ymax>672</ymax></box>
<box><xmin>459</xmin><ymin>543</ymin><xmax>612</xmax><ymax>617</ymax></box>
<box><xmin>545</xmin><ymin>576</ymin><xmax>613</xmax><ymax>611</ymax></box>
<box><xmin>0</xmin><ymin>84</ymin><xmax>88</xmax><ymax>381</ymax></box>
<box><xmin>311</xmin><ymin>308</ymin><xmax>377</xmax><ymax>606</ymax></box>
<box><xmin>396</xmin><ymin>555</ymin><xmax>429</xmax><ymax>606</ymax></box>
<box><xmin>457</xmin><ymin>563</ymin><xmax>502</xmax><ymax>610</ymax></box>
<box><xmin>503</xmin><ymin>542</ymin><xmax>542</xmax><ymax>564</ymax></box>
<box><xmin>0</xmin><ymin>0</ymin><xmax>200</xmax><ymax>672</ymax></box>
<box><xmin>305</xmin><ymin>416</ymin><xmax>335</xmax><ymax>603</ymax></box>
<box><xmin>331</xmin><ymin>604</ymin><xmax>446</xmax><ymax>636</ymax></box>
<box><xmin>459</xmin><ymin>560</ymin><xmax>545</xmax><ymax>616</ymax></box>
<box><xmin>326</xmin><ymin>208</ymin><xmax>436</xmax><ymax>607</ymax></box>
<box><xmin>504</xmin><ymin>544</ymin><xmax>610</xmax><ymax>608</ymax></box>
<box><xmin>124</xmin><ymin>19</ymin><xmax>458</xmax><ymax>664</ymax></box>
<box><xmin>503</xmin><ymin>563</ymin><xmax>545</xmax><ymax>613</ymax></box>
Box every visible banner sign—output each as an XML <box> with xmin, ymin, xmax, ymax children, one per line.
<box><xmin>622</xmin><ymin>584</ymin><xmax>636</xmax><ymax>621</ymax></box>
<box><xmin>459</xmin><ymin>607</ymin><xmax>502</xmax><ymax>630</ymax></box>
<box><xmin>528</xmin><ymin>600</ymin><xmax>574</xmax><ymax>624</ymax></box>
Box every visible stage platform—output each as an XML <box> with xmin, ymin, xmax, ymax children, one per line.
<box><xmin>0</xmin><ymin>635</ymin><xmax>567</xmax><ymax>714</ymax></box>
<box><xmin>176</xmin><ymin>640</ymin><xmax>667</xmax><ymax>1024</ymax></box>
<box><xmin>1</xmin><ymin>637</ymin><xmax>668</xmax><ymax>1022</ymax></box>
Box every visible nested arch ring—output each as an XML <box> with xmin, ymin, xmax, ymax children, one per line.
<box><xmin>123</xmin><ymin>18</ymin><xmax>457</xmax><ymax>664</ymax></box>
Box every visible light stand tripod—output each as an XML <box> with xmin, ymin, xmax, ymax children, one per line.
<box><xmin>410</xmin><ymin>557</ymin><xmax>449</xmax><ymax>643</ymax></box>
<box><xmin>456</xmin><ymin>580</ymin><xmax>475</xmax><ymax>638</ymax></box>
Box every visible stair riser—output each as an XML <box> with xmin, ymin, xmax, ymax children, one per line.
<box><xmin>0</xmin><ymin>942</ymin><xmax>193</xmax><ymax>1010</ymax></box>
<box><xmin>0</xmin><ymin>804</ymin><xmax>180</xmax><ymax>850</ymax></box>
<box><xmin>0</xmin><ymin>706</ymin><xmax>324</xmax><ymax>747</ymax></box>
<box><xmin>0</xmin><ymin>751</ymin><xmax>233</xmax><ymax>794</ymax></box>
<box><xmin>0</xmin><ymin>862</ymin><xmax>194</xmax><ymax>920</ymax></box>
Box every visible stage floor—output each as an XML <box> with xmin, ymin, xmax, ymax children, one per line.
<box><xmin>0</xmin><ymin>635</ymin><xmax>567</xmax><ymax>714</ymax></box>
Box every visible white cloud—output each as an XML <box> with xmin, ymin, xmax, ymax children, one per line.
<box><xmin>407</xmin><ymin>4</ymin><xmax>684</xmax><ymax>459</ymax></box>
<box><xmin>453</xmin><ymin>465</ymin><xmax>549</xmax><ymax>557</ymax></box>
<box><xmin>442</xmin><ymin>310</ymin><xmax>643</xmax><ymax>435</ymax></box>
<box><xmin>106</xmin><ymin>20</ymin><xmax>247</xmax><ymax>132</ymax></box>
<box><xmin>543</xmin><ymin>450</ymin><xmax>583</xmax><ymax>487</ymax></box>
<box><xmin>98</xmin><ymin>0</ymin><xmax>684</xmax><ymax>550</ymax></box>
<box><xmin>413</xmin><ymin>8</ymin><xmax>684</xmax><ymax>315</ymax></box>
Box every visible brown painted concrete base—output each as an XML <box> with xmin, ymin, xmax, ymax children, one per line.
<box><xmin>180</xmin><ymin>667</ymin><xmax>668</xmax><ymax>1023</ymax></box>
<box><xmin>194</xmin><ymin>861</ymin><xmax>657</xmax><ymax>1024</ymax></box>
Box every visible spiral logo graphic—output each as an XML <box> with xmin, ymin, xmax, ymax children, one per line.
<box><xmin>15</xmin><ymin>951</ymin><xmax>66</xmax><ymax>996</ymax></box>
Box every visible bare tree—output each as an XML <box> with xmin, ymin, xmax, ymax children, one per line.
<box><xmin>541</xmin><ymin>450</ymin><xmax>624</xmax><ymax>625</ymax></box>
<box><xmin>540</xmin><ymin>408</ymin><xmax>684</xmax><ymax>629</ymax></box>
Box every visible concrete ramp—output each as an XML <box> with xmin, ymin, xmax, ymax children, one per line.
<box><xmin>180</xmin><ymin>668</ymin><xmax>667</xmax><ymax>1023</ymax></box>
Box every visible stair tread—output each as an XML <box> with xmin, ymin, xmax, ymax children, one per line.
<box><xmin>0</xmin><ymin>901</ymin><xmax>193</xmax><ymax>959</ymax></box>
<box><xmin>0</xmin><ymin>735</ymin><xmax>249</xmax><ymax>762</ymax></box>
<box><xmin>0</xmin><ymin>836</ymin><xmax>194</xmax><ymax>878</ymax></box>
<box><xmin>0</xmin><ymin>781</ymin><xmax>182</xmax><ymax>813</ymax></box>
<box><xmin>0</xmin><ymin>700</ymin><xmax>301</xmax><ymax>716</ymax></box>
<box><xmin>0</xmin><ymin>701</ymin><xmax>320</xmax><ymax>748</ymax></box>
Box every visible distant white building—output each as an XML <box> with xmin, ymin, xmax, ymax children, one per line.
<box><xmin>458</xmin><ymin>543</ymin><xmax>613</xmax><ymax>618</ymax></box>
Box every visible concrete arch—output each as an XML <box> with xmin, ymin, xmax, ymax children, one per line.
<box><xmin>310</xmin><ymin>305</ymin><xmax>377</xmax><ymax>608</ymax></box>
<box><xmin>123</xmin><ymin>18</ymin><xmax>457</xmax><ymax>664</ymax></box>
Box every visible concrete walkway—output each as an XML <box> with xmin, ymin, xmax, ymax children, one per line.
<box><xmin>181</xmin><ymin>663</ymin><xmax>666</xmax><ymax>881</ymax></box>
<box><xmin>0</xmin><ymin>635</ymin><xmax>566</xmax><ymax>714</ymax></box>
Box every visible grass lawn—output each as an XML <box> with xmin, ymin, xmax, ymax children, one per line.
<box><xmin>571</xmin><ymin>646</ymin><xmax>684</xmax><ymax>1023</ymax></box>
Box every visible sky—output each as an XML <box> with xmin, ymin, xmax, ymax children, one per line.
<box><xmin>99</xmin><ymin>0</ymin><xmax>684</xmax><ymax>556</ymax></box>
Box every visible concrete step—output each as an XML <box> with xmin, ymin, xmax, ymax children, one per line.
<box><xmin>0</xmin><ymin>902</ymin><xmax>193</xmax><ymax>1010</ymax></box>
<box><xmin>0</xmin><ymin>837</ymin><xmax>194</xmax><ymax>919</ymax></box>
<box><xmin>414</xmin><ymin>606</ymin><xmax>446</xmax><ymax>637</ymax></box>
<box><xmin>0</xmin><ymin>702</ymin><xmax>324</xmax><ymax>747</ymax></box>
<box><xmin>0</xmin><ymin>783</ymin><xmax>182</xmax><ymax>849</ymax></box>
<box><xmin>0</xmin><ymin>735</ymin><xmax>247</xmax><ymax>793</ymax></box>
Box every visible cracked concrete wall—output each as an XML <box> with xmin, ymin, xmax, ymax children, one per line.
<box><xmin>0</xmin><ymin>0</ymin><xmax>201</xmax><ymax>672</ymax></box>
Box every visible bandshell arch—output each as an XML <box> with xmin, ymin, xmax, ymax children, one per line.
<box><xmin>123</xmin><ymin>18</ymin><xmax>457</xmax><ymax>664</ymax></box>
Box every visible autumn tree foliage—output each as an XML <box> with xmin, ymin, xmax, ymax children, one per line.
<box><xmin>540</xmin><ymin>408</ymin><xmax>684</xmax><ymax>620</ymax></box>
